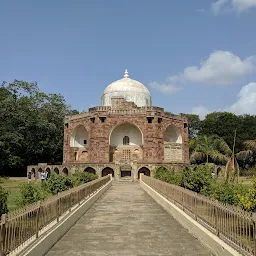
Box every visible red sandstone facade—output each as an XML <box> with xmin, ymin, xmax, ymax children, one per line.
<box><xmin>63</xmin><ymin>98</ymin><xmax>189</xmax><ymax>176</ymax></box>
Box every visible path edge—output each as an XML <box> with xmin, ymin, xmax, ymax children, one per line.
<box><xmin>19</xmin><ymin>179</ymin><xmax>113</xmax><ymax>256</ymax></box>
<box><xmin>140</xmin><ymin>179</ymin><xmax>242</xmax><ymax>256</ymax></box>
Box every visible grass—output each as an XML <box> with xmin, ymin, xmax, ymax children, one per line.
<box><xmin>216</xmin><ymin>175</ymin><xmax>255</xmax><ymax>186</ymax></box>
<box><xmin>0</xmin><ymin>177</ymin><xmax>27</xmax><ymax>211</ymax></box>
<box><xmin>239</xmin><ymin>176</ymin><xmax>254</xmax><ymax>185</ymax></box>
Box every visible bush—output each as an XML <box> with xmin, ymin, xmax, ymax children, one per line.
<box><xmin>0</xmin><ymin>186</ymin><xmax>8</xmax><ymax>215</ymax></box>
<box><xmin>71</xmin><ymin>172</ymin><xmax>98</xmax><ymax>187</ymax></box>
<box><xmin>180</xmin><ymin>165</ymin><xmax>212</xmax><ymax>193</ymax></box>
<box><xmin>154</xmin><ymin>167</ymin><xmax>182</xmax><ymax>185</ymax></box>
<box><xmin>45</xmin><ymin>173</ymin><xmax>73</xmax><ymax>195</ymax></box>
<box><xmin>17</xmin><ymin>182</ymin><xmax>49</xmax><ymax>207</ymax></box>
<box><xmin>154</xmin><ymin>165</ymin><xmax>256</xmax><ymax>211</ymax></box>
<box><xmin>237</xmin><ymin>178</ymin><xmax>256</xmax><ymax>211</ymax></box>
<box><xmin>0</xmin><ymin>176</ymin><xmax>8</xmax><ymax>183</ymax></box>
<box><xmin>155</xmin><ymin>165</ymin><xmax>212</xmax><ymax>193</ymax></box>
<box><xmin>202</xmin><ymin>181</ymin><xmax>249</xmax><ymax>205</ymax></box>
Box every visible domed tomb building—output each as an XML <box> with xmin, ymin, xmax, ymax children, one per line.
<box><xmin>28</xmin><ymin>70</ymin><xmax>189</xmax><ymax>180</ymax></box>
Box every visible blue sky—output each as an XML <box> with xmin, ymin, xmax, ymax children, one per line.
<box><xmin>1</xmin><ymin>0</ymin><xmax>256</xmax><ymax>118</ymax></box>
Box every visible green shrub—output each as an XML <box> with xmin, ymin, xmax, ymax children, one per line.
<box><xmin>202</xmin><ymin>181</ymin><xmax>247</xmax><ymax>205</ymax></box>
<box><xmin>16</xmin><ymin>182</ymin><xmax>48</xmax><ymax>207</ymax></box>
<box><xmin>155</xmin><ymin>167</ymin><xmax>182</xmax><ymax>185</ymax></box>
<box><xmin>71</xmin><ymin>172</ymin><xmax>98</xmax><ymax>187</ymax></box>
<box><xmin>237</xmin><ymin>178</ymin><xmax>256</xmax><ymax>211</ymax></box>
<box><xmin>180</xmin><ymin>165</ymin><xmax>212</xmax><ymax>193</ymax></box>
<box><xmin>0</xmin><ymin>186</ymin><xmax>8</xmax><ymax>215</ymax></box>
<box><xmin>45</xmin><ymin>173</ymin><xmax>73</xmax><ymax>195</ymax></box>
<box><xmin>0</xmin><ymin>177</ymin><xmax>8</xmax><ymax>183</ymax></box>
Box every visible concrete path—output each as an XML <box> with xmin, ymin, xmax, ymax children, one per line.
<box><xmin>46</xmin><ymin>182</ymin><xmax>213</xmax><ymax>256</ymax></box>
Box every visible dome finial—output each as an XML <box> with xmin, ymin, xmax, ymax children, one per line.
<box><xmin>124</xmin><ymin>69</ymin><xmax>129</xmax><ymax>78</ymax></box>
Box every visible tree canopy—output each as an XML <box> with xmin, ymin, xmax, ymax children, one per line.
<box><xmin>0</xmin><ymin>80</ymin><xmax>77</xmax><ymax>176</ymax></box>
<box><xmin>187</xmin><ymin>112</ymin><xmax>256</xmax><ymax>168</ymax></box>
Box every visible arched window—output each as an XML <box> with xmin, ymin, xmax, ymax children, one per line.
<box><xmin>123</xmin><ymin>136</ymin><xmax>129</xmax><ymax>145</ymax></box>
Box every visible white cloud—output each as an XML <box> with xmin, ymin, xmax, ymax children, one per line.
<box><xmin>149</xmin><ymin>81</ymin><xmax>181</xmax><ymax>94</ymax></box>
<box><xmin>211</xmin><ymin>0</ymin><xmax>229</xmax><ymax>14</ymax></box>
<box><xmin>192</xmin><ymin>106</ymin><xmax>211</xmax><ymax>120</ymax></box>
<box><xmin>228</xmin><ymin>82</ymin><xmax>256</xmax><ymax>114</ymax></box>
<box><xmin>212</xmin><ymin>0</ymin><xmax>256</xmax><ymax>13</ymax></box>
<box><xmin>183</xmin><ymin>51</ymin><xmax>256</xmax><ymax>85</ymax></box>
<box><xmin>192</xmin><ymin>82</ymin><xmax>256</xmax><ymax>119</ymax></box>
<box><xmin>150</xmin><ymin>51</ymin><xmax>256</xmax><ymax>94</ymax></box>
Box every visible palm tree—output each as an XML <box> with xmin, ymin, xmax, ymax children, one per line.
<box><xmin>235</xmin><ymin>140</ymin><xmax>256</xmax><ymax>174</ymax></box>
<box><xmin>190</xmin><ymin>134</ymin><xmax>240</xmax><ymax>183</ymax></box>
<box><xmin>244</xmin><ymin>140</ymin><xmax>256</xmax><ymax>152</ymax></box>
<box><xmin>190</xmin><ymin>135</ymin><xmax>231</xmax><ymax>164</ymax></box>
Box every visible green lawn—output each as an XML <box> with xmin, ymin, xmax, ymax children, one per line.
<box><xmin>0</xmin><ymin>178</ymin><xmax>26</xmax><ymax>211</ymax></box>
<box><xmin>239</xmin><ymin>176</ymin><xmax>255</xmax><ymax>186</ymax></box>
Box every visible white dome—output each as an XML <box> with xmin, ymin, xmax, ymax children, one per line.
<box><xmin>101</xmin><ymin>70</ymin><xmax>152</xmax><ymax>107</ymax></box>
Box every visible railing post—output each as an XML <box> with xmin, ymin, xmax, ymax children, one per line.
<box><xmin>69</xmin><ymin>192</ymin><xmax>72</xmax><ymax>213</ymax></box>
<box><xmin>253</xmin><ymin>219</ymin><xmax>256</xmax><ymax>256</ymax></box>
<box><xmin>36</xmin><ymin>202</ymin><xmax>41</xmax><ymax>238</ymax></box>
<box><xmin>195</xmin><ymin>196</ymin><xmax>197</xmax><ymax>221</ymax></box>
<box><xmin>214</xmin><ymin>205</ymin><xmax>219</xmax><ymax>236</ymax></box>
<box><xmin>56</xmin><ymin>194</ymin><xmax>60</xmax><ymax>222</ymax></box>
<box><xmin>0</xmin><ymin>214</ymin><xmax>6</xmax><ymax>256</ymax></box>
<box><xmin>182</xmin><ymin>189</ymin><xmax>185</xmax><ymax>211</ymax></box>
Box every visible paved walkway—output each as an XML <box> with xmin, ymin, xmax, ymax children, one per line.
<box><xmin>47</xmin><ymin>182</ymin><xmax>213</xmax><ymax>256</ymax></box>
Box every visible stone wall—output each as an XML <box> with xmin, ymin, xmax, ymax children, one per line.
<box><xmin>27</xmin><ymin>163</ymin><xmax>186</xmax><ymax>181</ymax></box>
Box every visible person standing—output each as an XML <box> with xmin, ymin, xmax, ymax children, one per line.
<box><xmin>27</xmin><ymin>171</ymin><xmax>32</xmax><ymax>183</ymax></box>
<box><xmin>40</xmin><ymin>170</ymin><xmax>46</xmax><ymax>184</ymax></box>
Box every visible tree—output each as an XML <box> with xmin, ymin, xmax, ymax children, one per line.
<box><xmin>0</xmin><ymin>80</ymin><xmax>78</xmax><ymax>176</ymax></box>
<box><xmin>186</xmin><ymin>114</ymin><xmax>201</xmax><ymax>139</ymax></box>
<box><xmin>244</xmin><ymin>140</ymin><xmax>256</xmax><ymax>152</ymax></box>
<box><xmin>190</xmin><ymin>135</ymin><xmax>231</xmax><ymax>164</ymax></box>
<box><xmin>200</xmin><ymin>112</ymin><xmax>256</xmax><ymax>159</ymax></box>
<box><xmin>200</xmin><ymin>112</ymin><xmax>242</xmax><ymax>149</ymax></box>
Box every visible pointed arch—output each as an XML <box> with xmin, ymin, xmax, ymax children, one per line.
<box><xmin>123</xmin><ymin>136</ymin><xmax>130</xmax><ymax>145</ymax></box>
<box><xmin>70</xmin><ymin>125</ymin><xmax>88</xmax><ymax>147</ymax></box>
<box><xmin>138</xmin><ymin>167</ymin><xmax>150</xmax><ymax>179</ymax></box>
<box><xmin>164</xmin><ymin>125</ymin><xmax>182</xmax><ymax>144</ymax></box>
<box><xmin>102</xmin><ymin>167</ymin><xmax>114</xmax><ymax>177</ymax></box>
<box><xmin>110</xmin><ymin>122</ymin><xmax>143</xmax><ymax>146</ymax></box>
<box><xmin>62</xmin><ymin>167</ymin><xmax>69</xmax><ymax>176</ymax></box>
<box><xmin>84</xmin><ymin>167</ymin><xmax>96</xmax><ymax>174</ymax></box>
<box><xmin>53</xmin><ymin>167</ymin><xmax>59</xmax><ymax>174</ymax></box>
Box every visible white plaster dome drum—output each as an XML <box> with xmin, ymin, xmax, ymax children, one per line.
<box><xmin>101</xmin><ymin>70</ymin><xmax>152</xmax><ymax>107</ymax></box>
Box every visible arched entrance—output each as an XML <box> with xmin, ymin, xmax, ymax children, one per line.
<box><xmin>102</xmin><ymin>167</ymin><xmax>114</xmax><ymax>177</ymax></box>
<box><xmin>62</xmin><ymin>168</ymin><xmax>69</xmax><ymax>176</ymax></box>
<box><xmin>84</xmin><ymin>167</ymin><xmax>96</xmax><ymax>175</ymax></box>
<box><xmin>110</xmin><ymin>122</ymin><xmax>143</xmax><ymax>146</ymax></box>
<box><xmin>217</xmin><ymin>167</ymin><xmax>222</xmax><ymax>176</ymax></box>
<box><xmin>109</xmin><ymin>122</ymin><xmax>143</xmax><ymax>163</ymax></box>
<box><xmin>53</xmin><ymin>167</ymin><xmax>59</xmax><ymax>174</ymax></box>
<box><xmin>138</xmin><ymin>167</ymin><xmax>150</xmax><ymax>179</ymax></box>
<box><xmin>31</xmin><ymin>168</ymin><xmax>36</xmax><ymax>179</ymax></box>
<box><xmin>46</xmin><ymin>167</ymin><xmax>51</xmax><ymax>179</ymax></box>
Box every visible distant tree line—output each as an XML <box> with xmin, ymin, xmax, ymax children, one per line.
<box><xmin>0</xmin><ymin>80</ymin><xmax>78</xmax><ymax>176</ymax></box>
<box><xmin>185</xmin><ymin>113</ymin><xmax>256</xmax><ymax>169</ymax></box>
